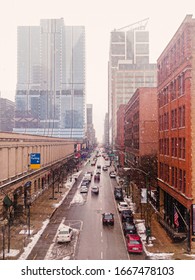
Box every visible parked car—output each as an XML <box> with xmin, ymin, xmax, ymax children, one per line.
<box><xmin>121</xmin><ymin>209</ymin><xmax>134</xmax><ymax>223</ymax></box>
<box><xmin>114</xmin><ymin>187</ymin><xmax>123</xmax><ymax>200</ymax></box>
<box><xmin>91</xmin><ymin>185</ymin><xmax>99</xmax><ymax>194</ymax></box>
<box><xmin>102</xmin><ymin>212</ymin><xmax>114</xmax><ymax>226</ymax></box>
<box><xmin>109</xmin><ymin>171</ymin><xmax>116</xmax><ymax>178</ymax></box>
<box><xmin>81</xmin><ymin>180</ymin><xmax>89</xmax><ymax>187</ymax></box>
<box><xmin>102</xmin><ymin>166</ymin><xmax>108</xmax><ymax>171</ymax></box>
<box><xmin>118</xmin><ymin>201</ymin><xmax>130</xmax><ymax>212</ymax></box>
<box><xmin>123</xmin><ymin>222</ymin><xmax>137</xmax><ymax>235</ymax></box>
<box><xmin>126</xmin><ymin>234</ymin><xmax>143</xmax><ymax>253</ymax></box>
<box><xmin>57</xmin><ymin>226</ymin><xmax>73</xmax><ymax>243</ymax></box>
<box><xmin>80</xmin><ymin>186</ymin><xmax>88</xmax><ymax>193</ymax></box>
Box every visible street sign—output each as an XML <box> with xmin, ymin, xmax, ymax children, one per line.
<box><xmin>30</xmin><ymin>153</ymin><xmax>41</xmax><ymax>169</ymax></box>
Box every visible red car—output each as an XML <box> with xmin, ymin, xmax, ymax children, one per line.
<box><xmin>126</xmin><ymin>234</ymin><xmax>143</xmax><ymax>253</ymax></box>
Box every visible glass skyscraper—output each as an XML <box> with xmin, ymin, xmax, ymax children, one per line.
<box><xmin>14</xmin><ymin>19</ymin><xmax>85</xmax><ymax>139</ymax></box>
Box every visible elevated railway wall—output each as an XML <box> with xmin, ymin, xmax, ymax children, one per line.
<box><xmin>0</xmin><ymin>132</ymin><xmax>82</xmax><ymax>220</ymax></box>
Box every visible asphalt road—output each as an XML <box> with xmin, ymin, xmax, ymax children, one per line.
<box><xmin>26</xmin><ymin>153</ymin><xmax>145</xmax><ymax>260</ymax></box>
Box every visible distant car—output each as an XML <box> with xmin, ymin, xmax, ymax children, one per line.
<box><xmin>94</xmin><ymin>174</ymin><xmax>100</xmax><ymax>181</ymax></box>
<box><xmin>102</xmin><ymin>213</ymin><xmax>114</xmax><ymax>226</ymax></box>
<box><xmin>123</xmin><ymin>222</ymin><xmax>137</xmax><ymax>235</ymax></box>
<box><xmin>126</xmin><ymin>234</ymin><xmax>143</xmax><ymax>253</ymax></box>
<box><xmin>102</xmin><ymin>166</ymin><xmax>108</xmax><ymax>171</ymax></box>
<box><xmin>109</xmin><ymin>171</ymin><xmax>116</xmax><ymax>178</ymax></box>
<box><xmin>80</xmin><ymin>186</ymin><xmax>88</xmax><ymax>193</ymax></box>
<box><xmin>121</xmin><ymin>209</ymin><xmax>134</xmax><ymax>223</ymax></box>
<box><xmin>97</xmin><ymin>165</ymin><xmax>101</xmax><ymax>169</ymax></box>
<box><xmin>96</xmin><ymin>169</ymin><xmax>101</xmax><ymax>174</ymax></box>
<box><xmin>118</xmin><ymin>201</ymin><xmax>130</xmax><ymax>212</ymax></box>
<box><xmin>57</xmin><ymin>226</ymin><xmax>73</xmax><ymax>243</ymax></box>
<box><xmin>81</xmin><ymin>181</ymin><xmax>89</xmax><ymax>187</ymax></box>
<box><xmin>91</xmin><ymin>185</ymin><xmax>99</xmax><ymax>194</ymax></box>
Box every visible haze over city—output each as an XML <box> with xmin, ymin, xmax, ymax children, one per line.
<box><xmin>0</xmin><ymin>0</ymin><xmax>195</xmax><ymax>141</ymax></box>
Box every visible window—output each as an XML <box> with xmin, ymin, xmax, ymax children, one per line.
<box><xmin>178</xmin><ymin>138</ymin><xmax>185</xmax><ymax>159</ymax></box>
<box><xmin>171</xmin><ymin>109</ymin><xmax>177</xmax><ymax>129</ymax></box>
<box><xmin>178</xmin><ymin>73</ymin><xmax>185</xmax><ymax>96</ymax></box>
<box><xmin>171</xmin><ymin>138</ymin><xmax>177</xmax><ymax>157</ymax></box>
<box><xmin>178</xmin><ymin>105</ymin><xmax>185</xmax><ymax>127</ymax></box>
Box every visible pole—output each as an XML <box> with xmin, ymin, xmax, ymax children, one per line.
<box><xmin>27</xmin><ymin>205</ymin><xmax>30</xmax><ymax>236</ymax></box>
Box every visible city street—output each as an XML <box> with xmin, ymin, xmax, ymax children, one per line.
<box><xmin>25</xmin><ymin>155</ymin><xmax>144</xmax><ymax>260</ymax></box>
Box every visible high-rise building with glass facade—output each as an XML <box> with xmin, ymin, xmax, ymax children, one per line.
<box><xmin>14</xmin><ymin>19</ymin><xmax>85</xmax><ymax>139</ymax></box>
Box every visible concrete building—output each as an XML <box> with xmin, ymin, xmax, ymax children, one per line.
<box><xmin>157</xmin><ymin>15</ymin><xmax>195</xmax><ymax>252</ymax></box>
<box><xmin>108</xmin><ymin>19</ymin><xmax>157</xmax><ymax>147</ymax></box>
<box><xmin>0</xmin><ymin>97</ymin><xmax>15</xmax><ymax>132</ymax></box>
<box><xmin>86</xmin><ymin>104</ymin><xmax>96</xmax><ymax>148</ymax></box>
<box><xmin>103</xmin><ymin>113</ymin><xmax>109</xmax><ymax>147</ymax></box>
<box><xmin>0</xmin><ymin>132</ymin><xmax>81</xmax><ymax>220</ymax></box>
<box><xmin>115</xmin><ymin>104</ymin><xmax>126</xmax><ymax>166</ymax></box>
<box><xmin>14</xmin><ymin>19</ymin><xmax>85</xmax><ymax>139</ymax></box>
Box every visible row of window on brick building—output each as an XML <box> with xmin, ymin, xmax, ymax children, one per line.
<box><xmin>159</xmin><ymin>105</ymin><xmax>185</xmax><ymax>130</ymax></box>
<box><xmin>159</xmin><ymin>163</ymin><xmax>186</xmax><ymax>193</ymax></box>
<box><xmin>158</xmin><ymin>31</ymin><xmax>186</xmax><ymax>83</ymax></box>
<box><xmin>159</xmin><ymin>137</ymin><xmax>185</xmax><ymax>159</ymax></box>
<box><xmin>158</xmin><ymin>72</ymin><xmax>185</xmax><ymax>107</ymax></box>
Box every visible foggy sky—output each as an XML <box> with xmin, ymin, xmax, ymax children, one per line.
<box><xmin>0</xmin><ymin>0</ymin><xmax>195</xmax><ymax>141</ymax></box>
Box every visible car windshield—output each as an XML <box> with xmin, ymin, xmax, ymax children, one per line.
<box><xmin>126</xmin><ymin>224</ymin><xmax>135</xmax><ymax>229</ymax></box>
<box><xmin>104</xmin><ymin>214</ymin><xmax>113</xmax><ymax>219</ymax></box>
<box><xmin>130</xmin><ymin>240</ymin><xmax>141</xmax><ymax>245</ymax></box>
<box><xmin>122</xmin><ymin>210</ymin><xmax>132</xmax><ymax>214</ymax></box>
<box><xmin>120</xmin><ymin>203</ymin><xmax>127</xmax><ymax>206</ymax></box>
<box><xmin>59</xmin><ymin>230</ymin><xmax>69</xmax><ymax>234</ymax></box>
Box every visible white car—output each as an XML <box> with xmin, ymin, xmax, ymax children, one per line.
<box><xmin>109</xmin><ymin>171</ymin><xmax>116</xmax><ymax>178</ymax></box>
<box><xmin>80</xmin><ymin>186</ymin><xmax>88</xmax><ymax>193</ymax></box>
<box><xmin>57</xmin><ymin>226</ymin><xmax>73</xmax><ymax>243</ymax></box>
<box><xmin>91</xmin><ymin>185</ymin><xmax>99</xmax><ymax>194</ymax></box>
<box><xmin>118</xmin><ymin>201</ymin><xmax>130</xmax><ymax>212</ymax></box>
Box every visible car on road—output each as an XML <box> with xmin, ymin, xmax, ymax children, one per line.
<box><xmin>57</xmin><ymin>226</ymin><xmax>73</xmax><ymax>243</ymax></box>
<box><xmin>95</xmin><ymin>169</ymin><xmax>101</xmax><ymax>174</ymax></box>
<box><xmin>109</xmin><ymin>171</ymin><xmax>116</xmax><ymax>178</ymax></box>
<box><xmin>102</xmin><ymin>212</ymin><xmax>114</xmax><ymax>226</ymax></box>
<box><xmin>94</xmin><ymin>174</ymin><xmax>100</xmax><ymax>182</ymax></box>
<box><xmin>102</xmin><ymin>165</ymin><xmax>108</xmax><ymax>171</ymax></box>
<box><xmin>118</xmin><ymin>201</ymin><xmax>130</xmax><ymax>212</ymax></box>
<box><xmin>121</xmin><ymin>209</ymin><xmax>134</xmax><ymax>223</ymax></box>
<box><xmin>80</xmin><ymin>186</ymin><xmax>88</xmax><ymax>193</ymax></box>
<box><xmin>114</xmin><ymin>187</ymin><xmax>123</xmax><ymax>200</ymax></box>
<box><xmin>123</xmin><ymin>222</ymin><xmax>137</xmax><ymax>235</ymax></box>
<box><xmin>91</xmin><ymin>185</ymin><xmax>99</xmax><ymax>194</ymax></box>
<box><xmin>126</xmin><ymin>234</ymin><xmax>143</xmax><ymax>253</ymax></box>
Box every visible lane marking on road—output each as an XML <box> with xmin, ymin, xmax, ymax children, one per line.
<box><xmin>101</xmin><ymin>251</ymin><xmax>103</xmax><ymax>259</ymax></box>
<box><xmin>33</xmin><ymin>253</ymin><xmax>37</xmax><ymax>260</ymax></box>
<box><xmin>44</xmin><ymin>233</ymin><xmax>49</xmax><ymax>239</ymax></box>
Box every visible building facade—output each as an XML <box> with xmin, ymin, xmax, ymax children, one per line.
<box><xmin>124</xmin><ymin>87</ymin><xmax>158</xmax><ymax>166</ymax></box>
<box><xmin>14</xmin><ymin>19</ymin><xmax>85</xmax><ymax>139</ymax></box>
<box><xmin>86</xmin><ymin>104</ymin><xmax>96</xmax><ymax>148</ymax></box>
<box><xmin>115</xmin><ymin>104</ymin><xmax>126</xmax><ymax>166</ymax></box>
<box><xmin>108</xmin><ymin>19</ymin><xmax>157</xmax><ymax>146</ymax></box>
<box><xmin>157</xmin><ymin>15</ymin><xmax>195</xmax><ymax>251</ymax></box>
<box><xmin>0</xmin><ymin>97</ymin><xmax>15</xmax><ymax>132</ymax></box>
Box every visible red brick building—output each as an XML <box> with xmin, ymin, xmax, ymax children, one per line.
<box><xmin>115</xmin><ymin>104</ymin><xmax>126</xmax><ymax>166</ymax></box>
<box><xmin>157</xmin><ymin>15</ymin><xmax>195</xmax><ymax>251</ymax></box>
<box><xmin>124</xmin><ymin>87</ymin><xmax>158</xmax><ymax>167</ymax></box>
